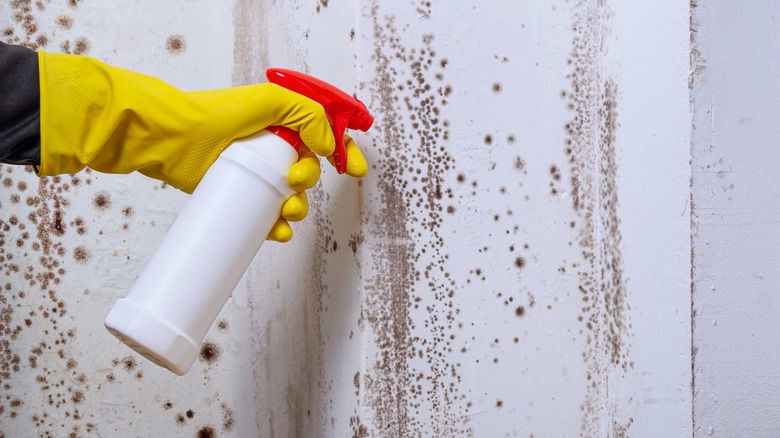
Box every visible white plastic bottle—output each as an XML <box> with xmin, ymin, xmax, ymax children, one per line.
<box><xmin>104</xmin><ymin>130</ymin><xmax>297</xmax><ymax>375</ymax></box>
<box><xmin>104</xmin><ymin>68</ymin><xmax>373</xmax><ymax>376</ymax></box>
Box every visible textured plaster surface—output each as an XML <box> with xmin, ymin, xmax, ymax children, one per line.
<box><xmin>691</xmin><ymin>1</ymin><xmax>780</xmax><ymax>436</ymax></box>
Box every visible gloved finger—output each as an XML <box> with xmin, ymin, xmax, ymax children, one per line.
<box><xmin>288</xmin><ymin>145</ymin><xmax>321</xmax><ymax>192</ymax></box>
<box><xmin>267</xmin><ymin>217</ymin><xmax>293</xmax><ymax>242</ymax></box>
<box><xmin>281</xmin><ymin>192</ymin><xmax>309</xmax><ymax>222</ymax></box>
<box><xmin>270</xmin><ymin>85</ymin><xmax>336</xmax><ymax>157</ymax></box>
<box><xmin>326</xmin><ymin>134</ymin><xmax>368</xmax><ymax>178</ymax></box>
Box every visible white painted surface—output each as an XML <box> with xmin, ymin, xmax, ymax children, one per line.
<box><xmin>2</xmin><ymin>0</ymin><xmax>767</xmax><ymax>436</ymax></box>
<box><xmin>691</xmin><ymin>2</ymin><xmax>780</xmax><ymax>437</ymax></box>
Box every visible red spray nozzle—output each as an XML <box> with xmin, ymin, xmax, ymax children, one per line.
<box><xmin>265</xmin><ymin>68</ymin><xmax>374</xmax><ymax>174</ymax></box>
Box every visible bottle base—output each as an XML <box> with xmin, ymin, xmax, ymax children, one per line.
<box><xmin>104</xmin><ymin>299</ymin><xmax>198</xmax><ymax>376</ymax></box>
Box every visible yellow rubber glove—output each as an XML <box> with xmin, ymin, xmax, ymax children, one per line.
<box><xmin>37</xmin><ymin>51</ymin><xmax>368</xmax><ymax>241</ymax></box>
<box><xmin>270</xmin><ymin>136</ymin><xmax>367</xmax><ymax>242</ymax></box>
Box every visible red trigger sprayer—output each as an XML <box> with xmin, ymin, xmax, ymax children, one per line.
<box><xmin>104</xmin><ymin>69</ymin><xmax>374</xmax><ymax>375</ymax></box>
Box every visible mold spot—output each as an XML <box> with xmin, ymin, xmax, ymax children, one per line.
<box><xmin>166</xmin><ymin>35</ymin><xmax>186</xmax><ymax>55</ymax></box>
<box><xmin>71</xmin><ymin>391</ymin><xmax>84</xmax><ymax>404</ymax></box>
<box><xmin>73</xmin><ymin>246</ymin><xmax>89</xmax><ymax>264</ymax></box>
<box><xmin>496</xmin><ymin>400</ymin><xmax>503</xmax><ymax>408</ymax></box>
<box><xmin>221</xmin><ymin>402</ymin><xmax>235</xmax><ymax>432</ymax></box>
<box><xmin>515</xmin><ymin>306</ymin><xmax>525</xmax><ymax>317</ymax></box>
<box><xmin>515</xmin><ymin>257</ymin><xmax>526</xmax><ymax>269</ymax></box>
<box><xmin>197</xmin><ymin>426</ymin><xmax>216</xmax><ymax>438</ymax></box>
<box><xmin>216</xmin><ymin>319</ymin><xmax>229</xmax><ymax>333</ymax></box>
<box><xmin>484</xmin><ymin>135</ymin><xmax>493</xmax><ymax>145</ymax></box>
<box><xmin>315</xmin><ymin>0</ymin><xmax>329</xmax><ymax>13</ymax></box>
<box><xmin>514</xmin><ymin>156</ymin><xmax>526</xmax><ymax>172</ymax></box>
<box><xmin>186</xmin><ymin>409</ymin><xmax>195</xmax><ymax>419</ymax></box>
<box><xmin>199</xmin><ymin>341</ymin><xmax>221</xmax><ymax>364</ymax></box>
<box><xmin>121</xmin><ymin>206</ymin><xmax>134</xmax><ymax>218</ymax></box>
<box><xmin>93</xmin><ymin>192</ymin><xmax>111</xmax><ymax>210</ymax></box>
<box><xmin>492</xmin><ymin>82</ymin><xmax>502</xmax><ymax>93</ymax></box>
<box><xmin>73</xmin><ymin>37</ymin><xmax>90</xmax><ymax>55</ymax></box>
<box><xmin>122</xmin><ymin>356</ymin><xmax>137</xmax><ymax>371</ymax></box>
<box><xmin>35</xmin><ymin>34</ymin><xmax>47</xmax><ymax>48</ymax></box>
<box><xmin>56</xmin><ymin>15</ymin><xmax>73</xmax><ymax>29</ymax></box>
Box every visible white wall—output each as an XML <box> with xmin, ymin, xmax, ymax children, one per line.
<box><xmin>691</xmin><ymin>2</ymin><xmax>780</xmax><ymax>437</ymax></box>
<box><xmin>0</xmin><ymin>0</ymin><xmax>769</xmax><ymax>437</ymax></box>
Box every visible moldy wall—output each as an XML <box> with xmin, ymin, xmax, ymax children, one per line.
<box><xmin>1</xmin><ymin>0</ymin><xmax>768</xmax><ymax>437</ymax></box>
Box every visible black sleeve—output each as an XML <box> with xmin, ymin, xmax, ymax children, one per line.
<box><xmin>0</xmin><ymin>41</ymin><xmax>41</xmax><ymax>166</ymax></box>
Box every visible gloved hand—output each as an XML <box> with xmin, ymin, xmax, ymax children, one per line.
<box><xmin>269</xmin><ymin>135</ymin><xmax>366</xmax><ymax>242</ymax></box>
<box><xmin>37</xmin><ymin>51</ymin><xmax>367</xmax><ymax>241</ymax></box>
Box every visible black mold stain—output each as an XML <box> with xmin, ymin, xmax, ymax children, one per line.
<box><xmin>565</xmin><ymin>2</ymin><xmax>632</xmax><ymax>435</ymax></box>
<box><xmin>166</xmin><ymin>34</ymin><xmax>186</xmax><ymax>55</ymax></box>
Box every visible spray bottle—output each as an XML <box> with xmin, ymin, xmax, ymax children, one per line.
<box><xmin>104</xmin><ymin>69</ymin><xmax>374</xmax><ymax>375</ymax></box>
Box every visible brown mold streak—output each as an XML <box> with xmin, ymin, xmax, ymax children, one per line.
<box><xmin>564</xmin><ymin>1</ymin><xmax>633</xmax><ymax>435</ymax></box>
<box><xmin>365</xmin><ymin>2</ymin><xmax>465</xmax><ymax>435</ymax></box>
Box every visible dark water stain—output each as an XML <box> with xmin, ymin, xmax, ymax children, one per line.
<box><xmin>564</xmin><ymin>1</ymin><xmax>633</xmax><ymax>435</ymax></box>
